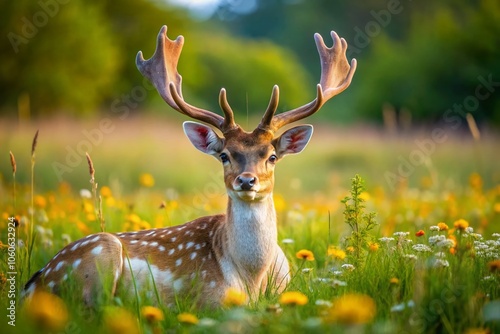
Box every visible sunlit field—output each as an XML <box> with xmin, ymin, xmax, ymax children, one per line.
<box><xmin>1</xmin><ymin>117</ymin><xmax>500</xmax><ymax>333</ymax></box>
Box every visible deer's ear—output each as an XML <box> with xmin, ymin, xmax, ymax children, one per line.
<box><xmin>183</xmin><ymin>121</ymin><xmax>224</xmax><ymax>155</ymax></box>
<box><xmin>274</xmin><ymin>125</ymin><xmax>313</xmax><ymax>158</ymax></box>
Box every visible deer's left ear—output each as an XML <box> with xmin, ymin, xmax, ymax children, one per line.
<box><xmin>274</xmin><ymin>125</ymin><xmax>313</xmax><ymax>158</ymax></box>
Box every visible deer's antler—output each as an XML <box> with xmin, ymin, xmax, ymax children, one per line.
<box><xmin>258</xmin><ymin>31</ymin><xmax>357</xmax><ymax>132</ymax></box>
<box><xmin>136</xmin><ymin>26</ymin><xmax>237</xmax><ymax>133</ymax></box>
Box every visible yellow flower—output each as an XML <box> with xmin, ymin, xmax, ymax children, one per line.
<box><xmin>328</xmin><ymin>246</ymin><xmax>346</xmax><ymax>260</ymax></box>
<box><xmin>141</xmin><ymin>306</ymin><xmax>164</xmax><ymax>323</ymax></box>
<box><xmin>34</xmin><ymin>195</ymin><xmax>47</xmax><ymax>209</ymax></box>
<box><xmin>126</xmin><ymin>213</ymin><xmax>142</xmax><ymax>225</ymax></box>
<box><xmin>103</xmin><ymin>307</ymin><xmax>140</xmax><ymax>334</ymax></box>
<box><xmin>296</xmin><ymin>249</ymin><xmax>315</xmax><ymax>261</ymax></box>
<box><xmin>223</xmin><ymin>287</ymin><xmax>247</xmax><ymax>307</ymax></box>
<box><xmin>279</xmin><ymin>291</ymin><xmax>308</xmax><ymax>306</ymax></box>
<box><xmin>325</xmin><ymin>293</ymin><xmax>376</xmax><ymax>325</ymax></box>
<box><xmin>139</xmin><ymin>173</ymin><xmax>155</xmax><ymax>187</ymax></box>
<box><xmin>23</xmin><ymin>291</ymin><xmax>68</xmax><ymax>332</ymax></box>
<box><xmin>454</xmin><ymin>219</ymin><xmax>469</xmax><ymax>230</ymax></box>
<box><xmin>100</xmin><ymin>186</ymin><xmax>113</xmax><ymax>198</ymax></box>
<box><xmin>487</xmin><ymin>260</ymin><xmax>500</xmax><ymax>273</ymax></box>
<box><xmin>368</xmin><ymin>242</ymin><xmax>379</xmax><ymax>252</ymax></box>
<box><xmin>177</xmin><ymin>312</ymin><xmax>199</xmax><ymax>325</ymax></box>
<box><xmin>437</xmin><ymin>222</ymin><xmax>449</xmax><ymax>231</ymax></box>
<box><xmin>389</xmin><ymin>277</ymin><xmax>400</xmax><ymax>285</ymax></box>
<box><xmin>469</xmin><ymin>172</ymin><xmax>483</xmax><ymax>190</ymax></box>
<box><xmin>346</xmin><ymin>246</ymin><xmax>355</xmax><ymax>253</ymax></box>
<box><xmin>494</xmin><ymin>203</ymin><xmax>500</xmax><ymax>214</ymax></box>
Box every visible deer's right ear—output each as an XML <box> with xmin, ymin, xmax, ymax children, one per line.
<box><xmin>183</xmin><ymin>121</ymin><xmax>224</xmax><ymax>155</ymax></box>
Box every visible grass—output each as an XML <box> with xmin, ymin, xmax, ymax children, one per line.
<box><xmin>0</xmin><ymin>116</ymin><xmax>500</xmax><ymax>333</ymax></box>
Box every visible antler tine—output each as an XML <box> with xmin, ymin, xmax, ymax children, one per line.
<box><xmin>219</xmin><ymin>88</ymin><xmax>237</xmax><ymax>131</ymax></box>
<box><xmin>268</xmin><ymin>31</ymin><xmax>357</xmax><ymax>132</ymax></box>
<box><xmin>257</xmin><ymin>85</ymin><xmax>280</xmax><ymax>131</ymax></box>
<box><xmin>136</xmin><ymin>25</ymin><xmax>235</xmax><ymax>132</ymax></box>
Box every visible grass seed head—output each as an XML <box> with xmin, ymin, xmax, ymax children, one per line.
<box><xmin>31</xmin><ymin>129</ymin><xmax>39</xmax><ymax>158</ymax></box>
<box><xmin>9</xmin><ymin>151</ymin><xmax>16</xmax><ymax>174</ymax></box>
<box><xmin>85</xmin><ymin>152</ymin><xmax>95</xmax><ymax>183</ymax></box>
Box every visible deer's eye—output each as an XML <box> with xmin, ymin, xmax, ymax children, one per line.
<box><xmin>268</xmin><ymin>154</ymin><xmax>278</xmax><ymax>164</ymax></box>
<box><xmin>220</xmin><ymin>153</ymin><xmax>230</xmax><ymax>164</ymax></box>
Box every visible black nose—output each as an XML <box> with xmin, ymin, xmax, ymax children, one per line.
<box><xmin>236</xmin><ymin>175</ymin><xmax>256</xmax><ymax>191</ymax></box>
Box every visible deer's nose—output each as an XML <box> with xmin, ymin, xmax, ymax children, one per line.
<box><xmin>235</xmin><ymin>174</ymin><xmax>257</xmax><ymax>191</ymax></box>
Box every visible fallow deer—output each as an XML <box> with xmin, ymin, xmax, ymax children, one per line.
<box><xmin>23</xmin><ymin>25</ymin><xmax>356</xmax><ymax>306</ymax></box>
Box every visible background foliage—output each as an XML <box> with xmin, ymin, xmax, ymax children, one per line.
<box><xmin>1</xmin><ymin>0</ymin><xmax>499</xmax><ymax>125</ymax></box>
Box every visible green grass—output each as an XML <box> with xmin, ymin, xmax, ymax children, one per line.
<box><xmin>1</xmin><ymin>116</ymin><xmax>500</xmax><ymax>333</ymax></box>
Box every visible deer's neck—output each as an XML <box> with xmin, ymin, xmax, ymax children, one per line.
<box><xmin>220</xmin><ymin>195</ymin><xmax>278</xmax><ymax>286</ymax></box>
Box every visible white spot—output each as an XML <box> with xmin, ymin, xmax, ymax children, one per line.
<box><xmin>91</xmin><ymin>245</ymin><xmax>103</xmax><ymax>255</ymax></box>
<box><xmin>81</xmin><ymin>240</ymin><xmax>90</xmax><ymax>247</ymax></box>
<box><xmin>145</xmin><ymin>231</ymin><xmax>155</xmax><ymax>236</ymax></box>
<box><xmin>62</xmin><ymin>274</ymin><xmax>68</xmax><ymax>281</ymax></box>
<box><xmin>167</xmin><ymin>230</ymin><xmax>172</xmax><ymax>235</ymax></box>
<box><xmin>176</xmin><ymin>258</ymin><xmax>182</xmax><ymax>267</ymax></box>
<box><xmin>44</xmin><ymin>268</ymin><xmax>52</xmax><ymax>277</ymax></box>
<box><xmin>186</xmin><ymin>242</ymin><xmax>194</xmax><ymax>249</ymax></box>
<box><xmin>90</xmin><ymin>235</ymin><xmax>100</xmax><ymax>243</ymax></box>
<box><xmin>160</xmin><ymin>235</ymin><xmax>166</xmax><ymax>238</ymax></box>
<box><xmin>209</xmin><ymin>281</ymin><xmax>216</xmax><ymax>288</ymax></box>
<box><xmin>53</xmin><ymin>253</ymin><xmax>60</xmax><ymax>261</ymax></box>
<box><xmin>159</xmin><ymin>246</ymin><xmax>166</xmax><ymax>252</ymax></box>
<box><xmin>190</xmin><ymin>252</ymin><xmax>197</xmax><ymax>260</ymax></box>
<box><xmin>173</xmin><ymin>278</ymin><xmax>183</xmax><ymax>292</ymax></box>
<box><xmin>73</xmin><ymin>259</ymin><xmax>82</xmax><ymax>269</ymax></box>
<box><xmin>202</xmin><ymin>270</ymin><xmax>207</xmax><ymax>278</ymax></box>
<box><xmin>130</xmin><ymin>240</ymin><xmax>138</xmax><ymax>244</ymax></box>
<box><xmin>55</xmin><ymin>261</ymin><xmax>66</xmax><ymax>271</ymax></box>
<box><xmin>209</xmin><ymin>231</ymin><xmax>213</xmax><ymax>237</ymax></box>
<box><xmin>150</xmin><ymin>241</ymin><xmax>158</xmax><ymax>247</ymax></box>
<box><xmin>195</xmin><ymin>244</ymin><xmax>201</xmax><ymax>250</ymax></box>
<box><xmin>47</xmin><ymin>281</ymin><xmax>55</xmax><ymax>289</ymax></box>
<box><xmin>141</xmin><ymin>241</ymin><xmax>148</xmax><ymax>246</ymax></box>
<box><xmin>201</xmin><ymin>242</ymin><xmax>207</xmax><ymax>248</ymax></box>
<box><xmin>70</xmin><ymin>242</ymin><xmax>80</xmax><ymax>251</ymax></box>
<box><xmin>171</xmin><ymin>237</ymin><xmax>177</xmax><ymax>242</ymax></box>
<box><xmin>178</xmin><ymin>244</ymin><xmax>183</xmax><ymax>250</ymax></box>
<box><xmin>168</xmin><ymin>249</ymin><xmax>175</xmax><ymax>256</ymax></box>
<box><xmin>61</xmin><ymin>249</ymin><xmax>66</xmax><ymax>255</ymax></box>
<box><xmin>200</xmin><ymin>223</ymin><xmax>207</xmax><ymax>229</ymax></box>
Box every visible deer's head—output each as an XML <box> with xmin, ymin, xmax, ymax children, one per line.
<box><xmin>136</xmin><ymin>26</ymin><xmax>356</xmax><ymax>202</ymax></box>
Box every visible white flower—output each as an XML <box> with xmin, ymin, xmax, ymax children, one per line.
<box><xmin>434</xmin><ymin>252</ymin><xmax>446</xmax><ymax>258</ymax></box>
<box><xmin>332</xmin><ymin>279</ymin><xmax>348</xmax><ymax>287</ymax></box>
<box><xmin>390</xmin><ymin>300</ymin><xmax>415</xmax><ymax>312</ymax></box>
<box><xmin>281</xmin><ymin>238</ymin><xmax>295</xmax><ymax>244</ymax></box>
<box><xmin>302</xmin><ymin>268</ymin><xmax>313</xmax><ymax>274</ymax></box>
<box><xmin>432</xmin><ymin>259</ymin><xmax>450</xmax><ymax>268</ymax></box>
<box><xmin>379</xmin><ymin>237</ymin><xmax>395</xmax><ymax>243</ymax></box>
<box><xmin>80</xmin><ymin>189</ymin><xmax>92</xmax><ymax>199</ymax></box>
<box><xmin>341</xmin><ymin>264</ymin><xmax>355</xmax><ymax>271</ymax></box>
<box><xmin>404</xmin><ymin>254</ymin><xmax>418</xmax><ymax>260</ymax></box>
<box><xmin>465</xmin><ymin>227</ymin><xmax>474</xmax><ymax>234</ymax></box>
<box><xmin>436</xmin><ymin>239</ymin><xmax>455</xmax><ymax>248</ymax></box>
<box><xmin>430</xmin><ymin>226</ymin><xmax>440</xmax><ymax>231</ymax></box>
<box><xmin>394</xmin><ymin>231</ymin><xmax>410</xmax><ymax>237</ymax></box>
<box><xmin>315</xmin><ymin>299</ymin><xmax>333</xmax><ymax>307</ymax></box>
<box><xmin>492</xmin><ymin>233</ymin><xmax>500</xmax><ymax>238</ymax></box>
<box><xmin>331</xmin><ymin>270</ymin><xmax>343</xmax><ymax>276</ymax></box>
<box><xmin>482</xmin><ymin>276</ymin><xmax>495</xmax><ymax>281</ymax></box>
<box><xmin>429</xmin><ymin>235</ymin><xmax>446</xmax><ymax>245</ymax></box>
<box><xmin>412</xmin><ymin>244</ymin><xmax>432</xmax><ymax>252</ymax></box>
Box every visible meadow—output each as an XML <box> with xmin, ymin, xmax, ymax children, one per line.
<box><xmin>1</xmin><ymin>116</ymin><xmax>499</xmax><ymax>333</ymax></box>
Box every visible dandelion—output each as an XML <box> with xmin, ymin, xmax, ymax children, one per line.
<box><xmin>416</xmin><ymin>230</ymin><xmax>425</xmax><ymax>237</ymax></box>
<box><xmin>328</xmin><ymin>246</ymin><xmax>346</xmax><ymax>260</ymax></box>
<box><xmin>325</xmin><ymin>293</ymin><xmax>376</xmax><ymax>325</ymax></box>
<box><xmin>223</xmin><ymin>287</ymin><xmax>247</xmax><ymax>307</ymax></box>
<box><xmin>140</xmin><ymin>173</ymin><xmax>155</xmax><ymax>187</ymax></box>
<box><xmin>177</xmin><ymin>312</ymin><xmax>199</xmax><ymax>325</ymax></box>
<box><xmin>454</xmin><ymin>219</ymin><xmax>469</xmax><ymax>231</ymax></box>
<box><xmin>296</xmin><ymin>249</ymin><xmax>315</xmax><ymax>261</ymax></box>
<box><xmin>437</xmin><ymin>222</ymin><xmax>449</xmax><ymax>231</ymax></box>
<box><xmin>100</xmin><ymin>186</ymin><xmax>113</xmax><ymax>198</ymax></box>
<box><xmin>23</xmin><ymin>291</ymin><xmax>68</xmax><ymax>332</ymax></box>
<box><xmin>141</xmin><ymin>306</ymin><xmax>164</xmax><ymax>323</ymax></box>
<box><xmin>487</xmin><ymin>260</ymin><xmax>500</xmax><ymax>273</ymax></box>
<box><xmin>279</xmin><ymin>291</ymin><xmax>308</xmax><ymax>306</ymax></box>
<box><xmin>34</xmin><ymin>195</ymin><xmax>47</xmax><ymax>209</ymax></box>
<box><xmin>103</xmin><ymin>307</ymin><xmax>140</xmax><ymax>334</ymax></box>
<box><xmin>368</xmin><ymin>242</ymin><xmax>379</xmax><ymax>252</ymax></box>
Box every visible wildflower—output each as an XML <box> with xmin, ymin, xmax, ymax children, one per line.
<box><xmin>437</xmin><ymin>238</ymin><xmax>455</xmax><ymax>249</ymax></box>
<box><xmin>282</xmin><ymin>238</ymin><xmax>295</xmax><ymax>244</ymax></box>
<box><xmin>432</xmin><ymin>259</ymin><xmax>450</xmax><ymax>268</ymax></box>
<box><xmin>437</xmin><ymin>222</ymin><xmax>449</xmax><ymax>231</ymax></box>
<box><xmin>393</xmin><ymin>231</ymin><xmax>410</xmax><ymax>237</ymax></box>
<box><xmin>24</xmin><ymin>291</ymin><xmax>68</xmax><ymax>332</ymax></box>
<box><xmin>416</xmin><ymin>230</ymin><xmax>425</xmax><ymax>237</ymax></box>
<box><xmin>296</xmin><ymin>249</ymin><xmax>315</xmax><ymax>261</ymax></box>
<box><xmin>359</xmin><ymin>191</ymin><xmax>370</xmax><ymax>201</ymax></box>
<box><xmin>34</xmin><ymin>195</ymin><xmax>47</xmax><ymax>209</ymax></box>
<box><xmin>302</xmin><ymin>268</ymin><xmax>313</xmax><ymax>274</ymax></box>
<box><xmin>177</xmin><ymin>312</ymin><xmax>199</xmax><ymax>325</ymax></box>
<box><xmin>390</xmin><ymin>300</ymin><xmax>415</xmax><ymax>312</ymax></box>
<box><xmin>279</xmin><ymin>291</ymin><xmax>308</xmax><ymax>306</ymax></box>
<box><xmin>412</xmin><ymin>244</ymin><xmax>432</xmax><ymax>252</ymax></box>
<box><xmin>487</xmin><ymin>260</ymin><xmax>500</xmax><ymax>273</ymax></box>
<box><xmin>465</xmin><ymin>227</ymin><xmax>474</xmax><ymax>234</ymax></box>
<box><xmin>103</xmin><ymin>307</ymin><xmax>140</xmax><ymax>334</ymax></box>
<box><xmin>430</xmin><ymin>226</ymin><xmax>440</xmax><ymax>231</ymax></box>
<box><xmin>325</xmin><ymin>293</ymin><xmax>376</xmax><ymax>325</ymax></box>
<box><xmin>139</xmin><ymin>173</ymin><xmax>155</xmax><ymax>187</ymax></box>
<box><xmin>223</xmin><ymin>287</ymin><xmax>247</xmax><ymax>307</ymax></box>
<box><xmin>404</xmin><ymin>254</ymin><xmax>418</xmax><ymax>260</ymax></box>
<box><xmin>469</xmin><ymin>172</ymin><xmax>483</xmax><ymax>190</ymax></box>
<box><xmin>80</xmin><ymin>189</ymin><xmax>92</xmax><ymax>199</ymax></box>
<box><xmin>346</xmin><ymin>246</ymin><xmax>355</xmax><ymax>253</ymax></box>
<box><xmin>379</xmin><ymin>237</ymin><xmax>395</xmax><ymax>243</ymax></box>
<box><xmin>61</xmin><ymin>234</ymin><xmax>71</xmax><ymax>245</ymax></box>
<box><xmin>332</xmin><ymin>279</ymin><xmax>348</xmax><ymax>287</ymax></box>
<box><xmin>100</xmin><ymin>186</ymin><xmax>113</xmax><ymax>198</ymax></box>
<box><xmin>389</xmin><ymin>277</ymin><xmax>400</xmax><ymax>285</ymax></box>
<box><xmin>328</xmin><ymin>246</ymin><xmax>346</xmax><ymax>260</ymax></box>
<box><xmin>454</xmin><ymin>219</ymin><xmax>469</xmax><ymax>231</ymax></box>
<box><xmin>316</xmin><ymin>299</ymin><xmax>333</xmax><ymax>308</ymax></box>
<box><xmin>494</xmin><ymin>203</ymin><xmax>500</xmax><ymax>214</ymax></box>
<box><xmin>492</xmin><ymin>233</ymin><xmax>500</xmax><ymax>239</ymax></box>
<box><xmin>341</xmin><ymin>264</ymin><xmax>355</xmax><ymax>271</ymax></box>
<box><xmin>141</xmin><ymin>306</ymin><xmax>164</xmax><ymax>323</ymax></box>
<box><xmin>368</xmin><ymin>242</ymin><xmax>379</xmax><ymax>252</ymax></box>
<box><xmin>429</xmin><ymin>235</ymin><xmax>446</xmax><ymax>245</ymax></box>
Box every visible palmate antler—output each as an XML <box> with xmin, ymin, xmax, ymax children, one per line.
<box><xmin>136</xmin><ymin>26</ymin><xmax>357</xmax><ymax>134</ymax></box>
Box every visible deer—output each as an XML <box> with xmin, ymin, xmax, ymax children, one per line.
<box><xmin>22</xmin><ymin>25</ymin><xmax>356</xmax><ymax>307</ymax></box>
